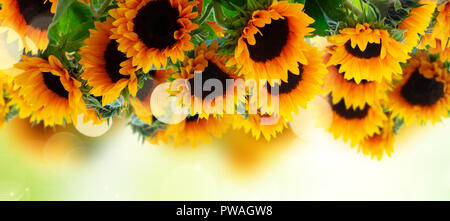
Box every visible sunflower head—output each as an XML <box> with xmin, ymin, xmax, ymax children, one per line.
<box><xmin>80</xmin><ymin>18</ymin><xmax>138</xmax><ymax>107</ymax></box>
<box><xmin>12</xmin><ymin>55</ymin><xmax>85</xmax><ymax>126</ymax></box>
<box><xmin>397</xmin><ymin>0</ymin><xmax>436</xmax><ymax>49</ymax></box>
<box><xmin>431</xmin><ymin>1</ymin><xmax>450</xmax><ymax>49</ymax></box>
<box><xmin>129</xmin><ymin>69</ymin><xmax>171</xmax><ymax>125</ymax></box>
<box><xmin>417</xmin><ymin>1</ymin><xmax>450</xmax><ymax>62</ymax></box>
<box><xmin>258</xmin><ymin>45</ymin><xmax>326</xmax><ymax>120</ymax></box>
<box><xmin>327</xmin><ymin>23</ymin><xmax>410</xmax><ymax>83</ymax></box>
<box><xmin>227</xmin><ymin>0</ymin><xmax>315</xmax><ymax>83</ymax></box>
<box><xmin>387</xmin><ymin>51</ymin><xmax>450</xmax><ymax>125</ymax></box>
<box><xmin>358</xmin><ymin>117</ymin><xmax>395</xmax><ymax>161</ymax></box>
<box><xmin>0</xmin><ymin>0</ymin><xmax>57</xmax><ymax>51</ymax></box>
<box><xmin>171</xmin><ymin>41</ymin><xmax>241</xmax><ymax>119</ymax></box>
<box><xmin>321</xmin><ymin>94</ymin><xmax>387</xmax><ymax>147</ymax></box>
<box><xmin>232</xmin><ymin>113</ymin><xmax>287</xmax><ymax>142</ymax></box>
<box><xmin>323</xmin><ymin>51</ymin><xmax>391</xmax><ymax>109</ymax></box>
<box><xmin>165</xmin><ymin>114</ymin><xmax>232</xmax><ymax>147</ymax></box>
<box><xmin>419</xmin><ymin>33</ymin><xmax>450</xmax><ymax>62</ymax></box>
<box><xmin>109</xmin><ymin>0</ymin><xmax>199</xmax><ymax>72</ymax></box>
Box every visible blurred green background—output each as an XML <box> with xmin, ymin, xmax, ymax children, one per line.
<box><xmin>0</xmin><ymin>107</ymin><xmax>449</xmax><ymax>201</ymax></box>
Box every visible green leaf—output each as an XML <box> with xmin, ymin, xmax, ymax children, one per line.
<box><xmin>393</xmin><ymin>117</ymin><xmax>404</xmax><ymax>135</ymax></box>
<box><xmin>217</xmin><ymin>0</ymin><xmax>246</xmax><ymax>12</ymax></box>
<box><xmin>389</xmin><ymin>28</ymin><xmax>406</xmax><ymax>42</ymax></box>
<box><xmin>47</xmin><ymin>0</ymin><xmax>94</xmax><ymax>53</ymax></box>
<box><xmin>302</xmin><ymin>0</ymin><xmax>345</xmax><ymax>36</ymax></box>
<box><xmin>393</xmin><ymin>0</ymin><xmax>402</xmax><ymax>11</ymax></box>
<box><xmin>51</xmin><ymin>0</ymin><xmax>76</xmax><ymax>22</ymax></box>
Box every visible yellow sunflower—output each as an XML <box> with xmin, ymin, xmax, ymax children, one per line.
<box><xmin>398</xmin><ymin>0</ymin><xmax>437</xmax><ymax>49</ymax></box>
<box><xmin>229</xmin><ymin>0</ymin><xmax>314</xmax><ymax>83</ymax></box>
<box><xmin>323</xmin><ymin>51</ymin><xmax>390</xmax><ymax>109</ymax></box>
<box><xmin>419</xmin><ymin>33</ymin><xmax>450</xmax><ymax>62</ymax></box>
<box><xmin>0</xmin><ymin>0</ymin><xmax>57</xmax><ymax>51</ymax></box>
<box><xmin>232</xmin><ymin>113</ymin><xmax>288</xmax><ymax>142</ymax></box>
<box><xmin>0</xmin><ymin>74</ymin><xmax>10</xmax><ymax>128</ymax></box>
<box><xmin>418</xmin><ymin>2</ymin><xmax>450</xmax><ymax>62</ymax></box>
<box><xmin>206</xmin><ymin>21</ymin><xmax>225</xmax><ymax>38</ymax></box>
<box><xmin>258</xmin><ymin>45</ymin><xmax>326</xmax><ymax>120</ymax></box>
<box><xmin>0</xmin><ymin>99</ymin><xmax>7</xmax><ymax>128</ymax></box>
<box><xmin>430</xmin><ymin>1</ymin><xmax>450</xmax><ymax>51</ymax></box>
<box><xmin>148</xmin><ymin>130</ymin><xmax>170</xmax><ymax>145</ymax></box>
<box><xmin>172</xmin><ymin>41</ymin><xmax>242</xmax><ymax>119</ymax></box>
<box><xmin>320</xmin><ymin>95</ymin><xmax>387</xmax><ymax>147</ymax></box>
<box><xmin>165</xmin><ymin>114</ymin><xmax>232</xmax><ymax>147</ymax></box>
<box><xmin>358</xmin><ymin>118</ymin><xmax>395</xmax><ymax>161</ymax></box>
<box><xmin>7</xmin><ymin>85</ymin><xmax>37</xmax><ymax>122</ymax></box>
<box><xmin>13</xmin><ymin>55</ymin><xmax>85</xmax><ymax>127</ymax></box>
<box><xmin>109</xmin><ymin>0</ymin><xmax>199</xmax><ymax>72</ymax></box>
<box><xmin>80</xmin><ymin>18</ymin><xmax>138</xmax><ymax>107</ymax></box>
<box><xmin>327</xmin><ymin>23</ymin><xmax>410</xmax><ymax>83</ymax></box>
<box><xmin>129</xmin><ymin>69</ymin><xmax>171</xmax><ymax>125</ymax></box>
<box><xmin>387</xmin><ymin>51</ymin><xmax>450</xmax><ymax>125</ymax></box>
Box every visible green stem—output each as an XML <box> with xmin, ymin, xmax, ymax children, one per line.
<box><xmin>359</xmin><ymin>0</ymin><xmax>367</xmax><ymax>20</ymax></box>
<box><xmin>96</xmin><ymin>0</ymin><xmax>113</xmax><ymax>17</ymax></box>
<box><xmin>89</xmin><ymin>0</ymin><xmax>96</xmax><ymax>15</ymax></box>
<box><xmin>213</xmin><ymin>1</ymin><xmax>227</xmax><ymax>26</ymax></box>
<box><xmin>197</xmin><ymin>2</ymin><xmax>214</xmax><ymax>24</ymax></box>
<box><xmin>344</xmin><ymin>0</ymin><xmax>363</xmax><ymax>16</ymax></box>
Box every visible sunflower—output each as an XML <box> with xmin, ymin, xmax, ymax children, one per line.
<box><xmin>327</xmin><ymin>23</ymin><xmax>410</xmax><ymax>83</ymax></box>
<box><xmin>323</xmin><ymin>50</ymin><xmax>390</xmax><ymax>109</ymax></box>
<box><xmin>207</xmin><ymin>21</ymin><xmax>225</xmax><ymax>38</ymax></box>
<box><xmin>321</xmin><ymin>95</ymin><xmax>387</xmax><ymax>147</ymax></box>
<box><xmin>419</xmin><ymin>34</ymin><xmax>450</xmax><ymax>62</ymax></box>
<box><xmin>109</xmin><ymin>0</ymin><xmax>199</xmax><ymax>72</ymax></box>
<box><xmin>80</xmin><ymin>18</ymin><xmax>138</xmax><ymax>107</ymax></box>
<box><xmin>172</xmin><ymin>41</ymin><xmax>242</xmax><ymax>119</ymax></box>
<box><xmin>13</xmin><ymin>55</ymin><xmax>85</xmax><ymax>127</ymax></box>
<box><xmin>417</xmin><ymin>1</ymin><xmax>450</xmax><ymax>62</ymax></box>
<box><xmin>129</xmin><ymin>69</ymin><xmax>171</xmax><ymax>125</ymax></box>
<box><xmin>229</xmin><ymin>0</ymin><xmax>314</xmax><ymax>83</ymax></box>
<box><xmin>148</xmin><ymin>129</ymin><xmax>170</xmax><ymax>145</ymax></box>
<box><xmin>398</xmin><ymin>0</ymin><xmax>436</xmax><ymax>49</ymax></box>
<box><xmin>0</xmin><ymin>0</ymin><xmax>57</xmax><ymax>51</ymax></box>
<box><xmin>0</xmin><ymin>74</ymin><xmax>9</xmax><ymax>128</ymax></box>
<box><xmin>358</xmin><ymin>118</ymin><xmax>395</xmax><ymax>161</ymax></box>
<box><xmin>232</xmin><ymin>113</ymin><xmax>288</xmax><ymax>141</ymax></box>
<box><xmin>258</xmin><ymin>45</ymin><xmax>326</xmax><ymax>120</ymax></box>
<box><xmin>7</xmin><ymin>85</ymin><xmax>37</xmax><ymax>122</ymax></box>
<box><xmin>387</xmin><ymin>51</ymin><xmax>450</xmax><ymax>125</ymax></box>
<box><xmin>430</xmin><ymin>1</ymin><xmax>450</xmax><ymax>52</ymax></box>
<box><xmin>165</xmin><ymin>114</ymin><xmax>231</xmax><ymax>147</ymax></box>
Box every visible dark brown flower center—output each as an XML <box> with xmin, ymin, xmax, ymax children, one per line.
<box><xmin>42</xmin><ymin>72</ymin><xmax>69</xmax><ymax>99</ymax></box>
<box><xmin>344</xmin><ymin>40</ymin><xmax>382</xmax><ymax>59</ymax></box>
<box><xmin>136</xmin><ymin>71</ymin><xmax>156</xmax><ymax>101</ymax></box>
<box><xmin>188</xmin><ymin>60</ymin><xmax>231</xmax><ymax>100</ymax></box>
<box><xmin>330</xmin><ymin>95</ymin><xmax>370</xmax><ymax>119</ymax></box>
<box><xmin>133</xmin><ymin>0</ymin><xmax>181</xmax><ymax>50</ymax></box>
<box><xmin>104</xmin><ymin>40</ymin><xmax>130</xmax><ymax>83</ymax></box>
<box><xmin>17</xmin><ymin>0</ymin><xmax>53</xmax><ymax>30</ymax></box>
<box><xmin>185</xmin><ymin>114</ymin><xmax>200</xmax><ymax>123</ymax></box>
<box><xmin>246</xmin><ymin>18</ymin><xmax>290</xmax><ymax>62</ymax></box>
<box><xmin>335</xmin><ymin>64</ymin><xmax>370</xmax><ymax>84</ymax></box>
<box><xmin>401</xmin><ymin>69</ymin><xmax>445</xmax><ymax>106</ymax></box>
<box><xmin>266</xmin><ymin>63</ymin><xmax>303</xmax><ymax>95</ymax></box>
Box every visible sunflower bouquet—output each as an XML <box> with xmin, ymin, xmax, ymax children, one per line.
<box><xmin>0</xmin><ymin>0</ymin><xmax>448</xmax><ymax>160</ymax></box>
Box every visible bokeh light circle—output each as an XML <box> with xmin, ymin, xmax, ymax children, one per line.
<box><xmin>75</xmin><ymin>114</ymin><xmax>111</xmax><ymax>138</ymax></box>
<box><xmin>150</xmin><ymin>82</ymin><xmax>188</xmax><ymax>125</ymax></box>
